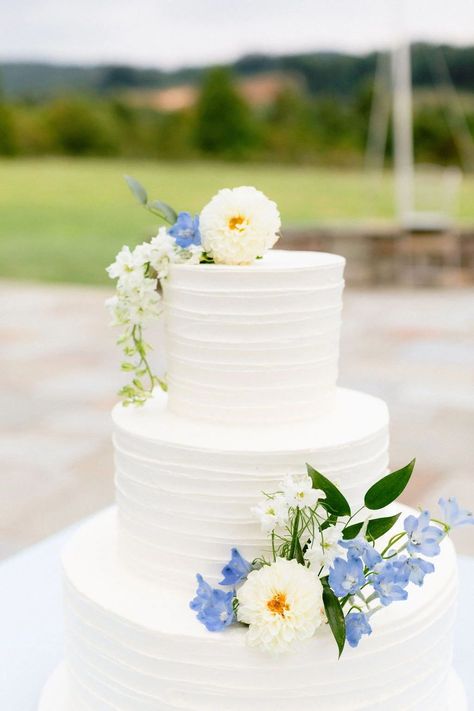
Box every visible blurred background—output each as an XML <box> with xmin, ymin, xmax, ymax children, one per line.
<box><xmin>1</xmin><ymin>0</ymin><xmax>473</xmax><ymax>557</ymax></box>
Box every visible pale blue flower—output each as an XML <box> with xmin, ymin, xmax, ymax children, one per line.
<box><xmin>190</xmin><ymin>574</ymin><xmax>235</xmax><ymax>632</ymax></box>
<box><xmin>372</xmin><ymin>560</ymin><xmax>409</xmax><ymax>606</ymax></box>
<box><xmin>345</xmin><ymin>612</ymin><xmax>372</xmax><ymax>648</ymax></box>
<box><xmin>404</xmin><ymin>511</ymin><xmax>444</xmax><ymax>557</ymax></box>
<box><xmin>340</xmin><ymin>535</ymin><xmax>382</xmax><ymax>569</ymax></box>
<box><xmin>438</xmin><ymin>497</ymin><xmax>474</xmax><ymax>529</ymax></box>
<box><xmin>397</xmin><ymin>555</ymin><xmax>435</xmax><ymax>586</ymax></box>
<box><xmin>219</xmin><ymin>548</ymin><xmax>252</xmax><ymax>587</ymax></box>
<box><xmin>168</xmin><ymin>212</ymin><xmax>201</xmax><ymax>248</ymax></box>
<box><xmin>329</xmin><ymin>556</ymin><xmax>365</xmax><ymax>597</ymax></box>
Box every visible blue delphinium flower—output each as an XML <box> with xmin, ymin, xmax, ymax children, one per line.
<box><xmin>190</xmin><ymin>574</ymin><xmax>235</xmax><ymax>632</ymax></box>
<box><xmin>340</xmin><ymin>535</ymin><xmax>382</xmax><ymax>569</ymax></box>
<box><xmin>372</xmin><ymin>560</ymin><xmax>409</xmax><ymax>606</ymax></box>
<box><xmin>168</xmin><ymin>211</ymin><xmax>201</xmax><ymax>248</ymax></box>
<box><xmin>397</xmin><ymin>555</ymin><xmax>435</xmax><ymax>587</ymax></box>
<box><xmin>219</xmin><ymin>548</ymin><xmax>252</xmax><ymax>587</ymax></box>
<box><xmin>404</xmin><ymin>511</ymin><xmax>444</xmax><ymax>557</ymax></box>
<box><xmin>438</xmin><ymin>497</ymin><xmax>474</xmax><ymax>530</ymax></box>
<box><xmin>329</xmin><ymin>556</ymin><xmax>365</xmax><ymax>597</ymax></box>
<box><xmin>345</xmin><ymin>612</ymin><xmax>372</xmax><ymax>648</ymax></box>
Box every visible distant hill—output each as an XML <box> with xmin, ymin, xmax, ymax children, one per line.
<box><xmin>1</xmin><ymin>44</ymin><xmax>474</xmax><ymax>101</ymax></box>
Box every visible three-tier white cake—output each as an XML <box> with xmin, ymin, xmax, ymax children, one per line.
<box><xmin>39</xmin><ymin>250</ymin><xmax>467</xmax><ymax>710</ymax></box>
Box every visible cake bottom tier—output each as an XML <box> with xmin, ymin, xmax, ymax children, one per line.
<box><xmin>40</xmin><ymin>508</ymin><xmax>466</xmax><ymax>711</ymax></box>
<box><xmin>39</xmin><ymin>663</ymin><xmax>468</xmax><ymax>711</ymax></box>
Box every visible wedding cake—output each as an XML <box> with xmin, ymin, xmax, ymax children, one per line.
<box><xmin>39</xmin><ymin>185</ymin><xmax>469</xmax><ymax>711</ymax></box>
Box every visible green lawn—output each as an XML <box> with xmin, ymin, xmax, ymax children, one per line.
<box><xmin>1</xmin><ymin>158</ymin><xmax>473</xmax><ymax>284</ymax></box>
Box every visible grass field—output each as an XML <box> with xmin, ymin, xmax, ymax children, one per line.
<box><xmin>1</xmin><ymin>158</ymin><xmax>473</xmax><ymax>284</ymax></box>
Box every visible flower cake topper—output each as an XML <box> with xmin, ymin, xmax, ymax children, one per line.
<box><xmin>106</xmin><ymin>177</ymin><xmax>281</xmax><ymax>405</ymax></box>
<box><xmin>200</xmin><ymin>186</ymin><xmax>280</xmax><ymax>265</ymax></box>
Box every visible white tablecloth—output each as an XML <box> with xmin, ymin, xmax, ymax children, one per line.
<box><xmin>1</xmin><ymin>516</ymin><xmax>473</xmax><ymax>711</ymax></box>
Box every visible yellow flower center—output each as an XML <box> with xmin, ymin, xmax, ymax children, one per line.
<box><xmin>267</xmin><ymin>592</ymin><xmax>290</xmax><ymax>617</ymax></box>
<box><xmin>228</xmin><ymin>215</ymin><xmax>246</xmax><ymax>231</ymax></box>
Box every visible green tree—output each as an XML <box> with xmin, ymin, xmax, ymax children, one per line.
<box><xmin>155</xmin><ymin>110</ymin><xmax>195</xmax><ymax>159</ymax></box>
<box><xmin>194</xmin><ymin>67</ymin><xmax>258</xmax><ymax>158</ymax></box>
<box><xmin>44</xmin><ymin>97</ymin><xmax>119</xmax><ymax>156</ymax></box>
<box><xmin>0</xmin><ymin>73</ymin><xmax>17</xmax><ymax>155</ymax></box>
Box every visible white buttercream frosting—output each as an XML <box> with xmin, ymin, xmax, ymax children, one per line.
<box><xmin>163</xmin><ymin>250</ymin><xmax>345</xmax><ymax>424</ymax></box>
<box><xmin>38</xmin><ymin>508</ymin><xmax>464</xmax><ymax>711</ymax></box>
<box><xmin>113</xmin><ymin>387</ymin><xmax>389</xmax><ymax>586</ymax></box>
<box><xmin>37</xmin><ymin>248</ymin><xmax>467</xmax><ymax>711</ymax></box>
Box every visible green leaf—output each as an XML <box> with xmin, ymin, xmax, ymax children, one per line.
<box><xmin>307</xmin><ymin>464</ymin><xmax>351</xmax><ymax>517</ymax></box>
<box><xmin>147</xmin><ymin>199</ymin><xmax>178</xmax><ymax>225</ymax></box>
<box><xmin>342</xmin><ymin>522</ymin><xmax>363</xmax><ymax>540</ymax></box>
<box><xmin>364</xmin><ymin>459</ymin><xmax>416</xmax><ymax>510</ymax></box>
<box><xmin>124</xmin><ymin>175</ymin><xmax>147</xmax><ymax>205</ymax></box>
<box><xmin>343</xmin><ymin>513</ymin><xmax>402</xmax><ymax>541</ymax></box>
<box><xmin>322</xmin><ymin>581</ymin><xmax>346</xmax><ymax>658</ymax></box>
<box><xmin>320</xmin><ymin>513</ymin><xmax>338</xmax><ymax>531</ymax></box>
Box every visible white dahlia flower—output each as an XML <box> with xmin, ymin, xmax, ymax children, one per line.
<box><xmin>237</xmin><ymin>558</ymin><xmax>324</xmax><ymax>654</ymax></box>
<box><xmin>199</xmin><ymin>186</ymin><xmax>281</xmax><ymax>265</ymax></box>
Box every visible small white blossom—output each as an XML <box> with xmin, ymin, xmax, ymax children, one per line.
<box><xmin>105</xmin><ymin>295</ymin><xmax>130</xmax><ymax>326</ymax></box>
<box><xmin>282</xmin><ymin>474</ymin><xmax>324</xmax><ymax>510</ymax></box>
<box><xmin>148</xmin><ymin>227</ymin><xmax>178</xmax><ymax>278</ymax></box>
<box><xmin>125</xmin><ymin>285</ymin><xmax>161</xmax><ymax>326</ymax></box>
<box><xmin>133</xmin><ymin>241</ymin><xmax>153</xmax><ymax>267</ymax></box>
<box><xmin>185</xmin><ymin>243</ymin><xmax>204</xmax><ymax>264</ymax></box>
<box><xmin>252</xmin><ymin>494</ymin><xmax>289</xmax><ymax>533</ymax></box>
<box><xmin>237</xmin><ymin>558</ymin><xmax>324</xmax><ymax>654</ymax></box>
<box><xmin>106</xmin><ymin>245</ymin><xmax>143</xmax><ymax>284</ymax></box>
<box><xmin>305</xmin><ymin>523</ymin><xmax>346</xmax><ymax>575</ymax></box>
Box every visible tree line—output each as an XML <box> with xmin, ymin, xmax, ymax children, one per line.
<box><xmin>0</xmin><ymin>67</ymin><xmax>472</xmax><ymax>167</ymax></box>
<box><xmin>2</xmin><ymin>44</ymin><xmax>473</xmax><ymax>99</ymax></box>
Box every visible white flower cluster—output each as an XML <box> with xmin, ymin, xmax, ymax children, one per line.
<box><xmin>252</xmin><ymin>473</ymin><xmax>344</xmax><ymax>575</ymax></box>
<box><xmin>200</xmin><ymin>186</ymin><xmax>281</xmax><ymax>265</ymax></box>
<box><xmin>106</xmin><ymin>227</ymin><xmax>203</xmax><ymax>404</ymax></box>
<box><xmin>252</xmin><ymin>473</ymin><xmax>324</xmax><ymax>534</ymax></box>
<box><xmin>106</xmin><ymin>227</ymin><xmax>202</xmax><ymax>328</ymax></box>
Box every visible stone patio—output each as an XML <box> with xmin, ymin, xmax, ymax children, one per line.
<box><xmin>1</xmin><ymin>281</ymin><xmax>473</xmax><ymax>557</ymax></box>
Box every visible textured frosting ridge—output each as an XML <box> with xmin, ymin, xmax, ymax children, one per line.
<box><xmin>163</xmin><ymin>250</ymin><xmax>345</xmax><ymax>424</ymax></box>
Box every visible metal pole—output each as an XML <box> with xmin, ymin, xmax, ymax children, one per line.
<box><xmin>391</xmin><ymin>42</ymin><xmax>414</xmax><ymax>227</ymax></box>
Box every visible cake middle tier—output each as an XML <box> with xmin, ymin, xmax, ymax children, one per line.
<box><xmin>163</xmin><ymin>250</ymin><xmax>345</xmax><ymax>424</ymax></box>
<box><xmin>113</xmin><ymin>387</ymin><xmax>389</xmax><ymax>587</ymax></box>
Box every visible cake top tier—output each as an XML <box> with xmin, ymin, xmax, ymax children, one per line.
<box><xmin>164</xmin><ymin>250</ymin><xmax>345</xmax><ymax>425</ymax></box>
<box><xmin>106</xmin><ymin>183</ymin><xmax>344</xmax><ymax>415</ymax></box>
<box><xmin>167</xmin><ymin>249</ymin><xmax>345</xmax><ymax>288</ymax></box>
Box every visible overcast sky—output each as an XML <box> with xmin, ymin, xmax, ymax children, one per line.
<box><xmin>1</xmin><ymin>0</ymin><xmax>474</xmax><ymax>68</ymax></box>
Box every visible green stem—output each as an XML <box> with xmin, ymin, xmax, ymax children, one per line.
<box><xmin>343</xmin><ymin>505</ymin><xmax>366</xmax><ymax>530</ymax></box>
<box><xmin>430</xmin><ymin>518</ymin><xmax>450</xmax><ymax>534</ymax></box>
<box><xmin>134</xmin><ymin>326</ymin><xmax>154</xmax><ymax>387</ymax></box>
<box><xmin>381</xmin><ymin>531</ymin><xmax>406</xmax><ymax>557</ymax></box>
<box><xmin>288</xmin><ymin>508</ymin><xmax>301</xmax><ymax>560</ymax></box>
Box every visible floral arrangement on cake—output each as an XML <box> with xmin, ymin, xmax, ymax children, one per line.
<box><xmin>190</xmin><ymin>459</ymin><xmax>473</xmax><ymax>656</ymax></box>
<box><xmin>106</xmin><ymin>177</ymin><xmax>281</xmax><ymax>405</ymax></box>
